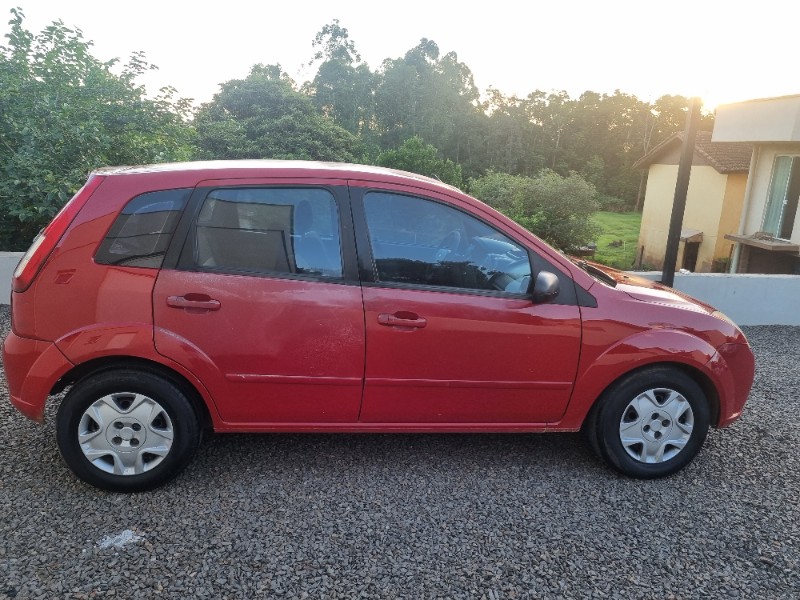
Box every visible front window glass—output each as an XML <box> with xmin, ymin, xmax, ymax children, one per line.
<box><xmin>194</xmin><ymin>187</ymin><xmax>342</xmax><ymax>278</ymax></box>
<box><xmin>363</xmin><ymin>192</ymin><xmax>531</xmax><ymax>293</ymax></box>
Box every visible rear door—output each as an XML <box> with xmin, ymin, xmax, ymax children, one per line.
<box><xmin>351</xmin><ymin>185</ymin><xmax>582</xmax><ymax>424</ymax></box>
<box><xmin>152</xmin><ymin>179</ymin><xmax>365</xmax><ymax>425</ymax></box>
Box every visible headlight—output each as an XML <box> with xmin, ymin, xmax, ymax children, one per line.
<box><xmin>711</xmin><ymin>310</ymin><xmax>735</xmax><ymax>326</ymax></box>
<box><xmin>712</xmin><ymin>310</ymin><xmax>748</xmax><ymax>343</ymax></box>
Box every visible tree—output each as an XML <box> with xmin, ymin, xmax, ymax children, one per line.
<box><xmin>631</xmin><ymin>94</ymin><xmax>715</xmax><ymax>210</ymax></box>
<box><xmin>194</xmin><ymin>63</ymin><xmax>362</xmax><ymax>162</ymax></box>
<box><xmin>304</xmin><ymin>20</ymin><xmax>376</xmax><ymax>139</ymax></box>
<box><xmin>470</xmin><ymin>170</ymin><xmax>599</xmax><ymax>252</ymax></box>
<box><xmin>376</xmin><ymin>136</ymin><xmax>463</xmax><ymax>187</ymax></box>
<box><xmin>374</xmin><ymin>39</ymin><xmax>484</xmax><ymax>174</ymax></box>
<box><xmin>525</xmin><ymin>90</ymin><xmax>575</xmax><ymax>174</ymax></box>
<box><xmin>373</xmin><ymin>39</ymin><xmax>439</xmax><ymax>148</ymax></box>
<box><xmin>483</xmin><ymin>89</ymin><xmax>544</xmax><ymax>176</ymax></box>
<box><xmin>0</xmin><ymin>8</ymin><xmax>194</xmax><ymax>249</ymax></box>
<box><xmin>518</xmin><ymin>90</ymin><xmax>715</xmax><ymax>211</ymax></box>
<box><xmin>572</xmin><ymin>90</ymin><xmax>652</xmax><ymax>207</ymax></box>
<box><xmin>309</xmin><ymin>19</ymin><xmax>360</xmax><ymax>65</ymax></box>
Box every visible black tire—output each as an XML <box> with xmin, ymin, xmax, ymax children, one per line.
<box><xmin>587</xmin><ymin>366</ymin><xmax>710</xmax><ymax>479</ymax></box>
<box><xmin>56</xmin><ymin>369</ymin><xmax>202</xmax><ymax>492</ymax></box>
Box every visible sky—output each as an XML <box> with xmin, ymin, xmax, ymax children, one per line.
<box><xmin>1</xmin><ymin>0</ymin><xmax>797</xmax><ymax>111</ymax></box>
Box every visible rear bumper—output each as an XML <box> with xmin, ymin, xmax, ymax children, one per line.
<box><xmin>2</xmin><ymin>331</ymin><xmax>74</xmax><ymax>423</ymax></box>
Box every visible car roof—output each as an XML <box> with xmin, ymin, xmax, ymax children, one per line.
<box><xmin>92</xmin><ymin>160</ymin><xmax>462</xmax><ymax>194</ymax></box>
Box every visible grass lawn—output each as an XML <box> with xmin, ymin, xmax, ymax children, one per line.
<box><xmin>591</xmin><ymin>211</ymin><xmax>642</xmax><ymax>270</ymax></box>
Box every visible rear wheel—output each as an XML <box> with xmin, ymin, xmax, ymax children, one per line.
<box><xmin>587</xmin><ymin>367</ymin><xmax>710</xmax><ymax>478</ymax></box>
<box><xmin>56</xmin><ymin>370</ymin><xmax>201</xmax><ymax>492</ymax></box>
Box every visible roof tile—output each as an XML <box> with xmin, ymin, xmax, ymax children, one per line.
<box><xmin>633</xmin><ymin>130</ymin><xmax>752</xmax><ymax>173</ymax></box>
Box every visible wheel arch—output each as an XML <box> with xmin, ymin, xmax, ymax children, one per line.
<box><xmin>582</xmin><ymin>361</ymin><xmax>720</xmax><ymax>430</ymax></box>
<box><xmin>51</xmin><ymin>356</ymin><xmax>214</xmax><ymax>430</ymax></box>
<box><xmin>558</xmin><ymin>326</ymin><xmax>726</xmax><ymax>431</ymax></box>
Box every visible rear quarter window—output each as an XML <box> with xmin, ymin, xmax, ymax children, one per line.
<box><xmin>95</xmin><ymin>188</ymin><xmax>191</xmax><ymax>268</ymax></box>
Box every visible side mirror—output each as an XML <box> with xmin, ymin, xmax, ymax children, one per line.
<box><xmin>530</xmin><ymin>270</ymin><xmax>560</xmax><ymax>304</ymax></box>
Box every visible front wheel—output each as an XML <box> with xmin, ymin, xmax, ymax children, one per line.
<box><xmin>587</xmin><ymin>367</ymin><xmax>710</xmax><ymax>478</ymax></box>
<box><xmin>56</xmin><ymin>369</ymin><xmax>201</xmax><ymax>492</ymax></box>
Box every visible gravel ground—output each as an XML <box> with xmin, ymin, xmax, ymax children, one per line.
<box><xmin>1</xmin><ymin>304</ymin><xmax>798</xmax><ymax>599</ymax></box>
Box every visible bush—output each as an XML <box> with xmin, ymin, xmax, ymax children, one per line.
<box><xmin>469</xmin><ymin>170</ymin><xmax>599</xmax><ymax>252</ymax></box>
<box><xmin>376</xmin><ymin>136</ymin><xmax>463</xmax><ymax>188</ymax></box>
<box><xmin>0</xmin><ymin>9</ymin><xmax>194</xmax><ymax>250</ymax></box>
<box><xmin>711</xmin><ymin>257</ymin><xmax>730</xmax><ymax>273</ymax></box>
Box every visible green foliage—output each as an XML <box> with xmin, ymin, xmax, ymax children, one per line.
<box><xmin>307</xmin><ymin>60</ymin><xmax>376</xmax><ymax>138</ymax></box>
<box><xmin>482</xmin><ymin>89</ymin><xmax>543</xmax><ymax>176</ymax></box>
<box><xmin>0</xmin><ymin>10</ymin><xmax>713</xmax><ymax>252</ymax></box>
<box><xmin>376</xmin><ymin>136</ymin><xmax>463</xmax><ymax>187</ymax></box>
<box><xmin>0</xmin><ymin>8</ymin><xmax>194</xmax><ymax>249</ymax></box>
<box><xmin>595</xmin><ymin>193</ymin><xmax>629</xmax><ymax>213</ymax></box>
<box><xmin>591</xmin><ymin>211</ymin><xmax>642</xmax><ymax>269</ymax></box>
<box><xmin>711</xmin><ymin>257</ymin><xmax>729</xmax><ymax>273</ymax></box>
<box><xmin>374</xmin><ymin>40</ymin><xmax>485</xmax><ymax>175</ymax></box>
<box><xmin>470</xmin><ymin>170</ymin><xmax>600</xmax><ymax>252</ymax></box>
<box><xmin>304</xmin><ymin>21</ymin><xmax>376</xmax><ymax>138</ymax></box>
<box><xmin>194</xmin><ymin>63</ymin><xmax>363</xmax><ymax>162</ymax></box>
<box><xmin>522</xmin><ymin>90</ymin><xmax>706</xmax><ymax>208</ymax></box>
<box><xmin>310</xmin><ymin>19</ymin><xmax>361</xmax><ymax>64</ymax></box>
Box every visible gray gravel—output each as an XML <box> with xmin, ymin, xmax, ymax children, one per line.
<box><xmin>1</xmin><ymin>304</ymin><xmax>798</xmax><ymax>599</ymax></box>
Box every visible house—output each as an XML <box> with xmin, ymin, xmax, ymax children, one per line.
<box><xmin>712</xmin><ymin>94</ymin><xmax>800</xmax><ymax>274</ymax></box>
<box><xmin>634</xmin><ymin>130</ymin><xmax>752</xmax><ymax>272</ymax></box>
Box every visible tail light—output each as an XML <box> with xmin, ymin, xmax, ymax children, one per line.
<box><xmin>12</xmin><ymin>175</ymin><xmax>105</xmax><ymax>293</ymax></box>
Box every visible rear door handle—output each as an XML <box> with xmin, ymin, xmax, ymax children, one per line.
<box><xmin>377</xmin><ymin>312</ymin><xmax>427</xmax><ymax>328</ymax></box>
<box><xmin>166</xmin><ymin>294</ymin><xmax>221</xmax><ymax>311</ymax></box>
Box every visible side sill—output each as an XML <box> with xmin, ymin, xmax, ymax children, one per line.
<box><xmin>210</xmin><ymin>422</ymin><xmax>580</xmax><ymax>434</ymax></box>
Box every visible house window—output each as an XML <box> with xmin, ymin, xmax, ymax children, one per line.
<box><xmin>762</xmin><ymin>156</ymin><xmax>800</xmax><ymax>240</ymax></box>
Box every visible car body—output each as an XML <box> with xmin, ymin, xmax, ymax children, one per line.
<box><xmin>2</xmin><ymin>161</ymin><xmax>755</xmax><ymax>491</ymax></box>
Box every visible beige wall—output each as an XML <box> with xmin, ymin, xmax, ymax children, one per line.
<box><xmin>638</xmin><ymin>164</ymin><xmax>736</xmax><ymax>271</ymax></box>
<box><xmin>714</xmin><ymin>172</ymin><xmax>748</xmax><ymax>261</ymax></box>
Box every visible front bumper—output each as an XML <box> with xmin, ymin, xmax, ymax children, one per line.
<box><xmin>707</xmin><ymin>342</ymin><xmax>756</xmax><ymax>428</ymax></box>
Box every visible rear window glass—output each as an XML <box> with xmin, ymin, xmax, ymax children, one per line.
<box><xmin>192</xmin><ymin>187</ymin><xmax>342</xmax><ymax>278</ymax></box>
<box><xmin>95</xmin><ymin>188</ymin><xmax>191</xmax><ymax>268</ymax></box>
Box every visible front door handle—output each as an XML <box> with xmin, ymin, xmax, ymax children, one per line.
<box><xmin>377</xmin><ymin>312</ymin><xmax>427</xmax><ymax>328</ymax></box>
<box><xmin>166</xmin><ymin>294</ymin><xmax>221</xmax><ymax>311</ymax></box>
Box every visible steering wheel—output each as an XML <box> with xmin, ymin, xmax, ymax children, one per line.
<box><xmin>434</xmin><ymin>230</ymin><xmax>462</xmax><ymax>262</ymax></box>
<box><xmin>489</xmin><ymin>258</ymin><xmax>531</xmax><ymax>292</ymax></box>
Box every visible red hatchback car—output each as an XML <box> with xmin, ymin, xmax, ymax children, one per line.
<box><xmin>3</xmin><ymin>161</ymin><xmax>755</xmax><ymax>491</ymax></box>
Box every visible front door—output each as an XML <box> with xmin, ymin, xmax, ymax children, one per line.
<box><xmin>354</xmin><ymin>189</ymin><xmax>582</xmax><ymax>424</ymax></box>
